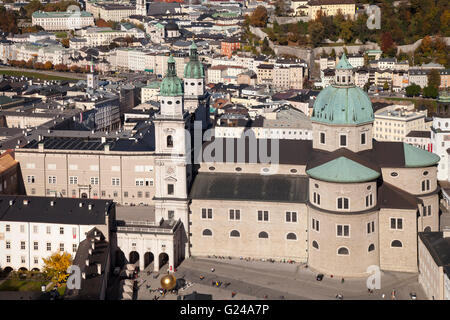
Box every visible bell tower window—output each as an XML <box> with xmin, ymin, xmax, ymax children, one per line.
<box><xmin>339</xmin><ymin>134</ymin><xmax>347</xmax><ymax>147</ymax></box>
<box><xmin>167</xmin><ymin>135</ymin><xmax>173</xmax><ymax>148</ymax></box>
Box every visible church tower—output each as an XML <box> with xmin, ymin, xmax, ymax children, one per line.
<box><xmin>154</xmin><ymin>56</ymin><xmax>191</xmax><ymax>262</ymax></box>
<box><xmin>183</xmin><ymin>41</ymin><xmax>210</xmax><ymax>130</ymax></box>
<box><xmin>311</xmin><ymin>53</ymin><xmax>373</xmax><ymax>153</ymax></box>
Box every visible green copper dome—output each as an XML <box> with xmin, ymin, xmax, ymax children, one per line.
<box><xmin>184</xmin><ymin>42</ymin><xmax>204</xmax><ymax>79</ymax></box>
<box><xmin>306</xmin><ymin>157</ymin><xmax>380</xmax><ymax>183</ymax></box>
<box><xmin>311</xmin><ymin>85</ymin><xmax>374</xmax><ymax>125</ymax></box>
<box><xmin>160</xmin><ymin>55</ymin><xmax>184</xmax><ymax>96</ymax></box>
<box><xmin>403</xmin><ymin>143</ymin><xmax>440</xmax><ymax>167</ymax></box>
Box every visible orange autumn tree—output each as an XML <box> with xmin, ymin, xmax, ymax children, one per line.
<box><xmin>42</xmin><ymin>252</ymin><xmax>73</xmax><ymax>284</ymax></box>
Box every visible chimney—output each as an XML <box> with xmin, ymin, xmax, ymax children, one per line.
<box><xmin>88</xmin><ymin>204</ymin><xmax>92</xmax><ymax>210</ymax></box>
<box><xmin>91</xmin><ymin>241</ymin><xmax>95</xmax><ymax>250</ymax></box>
<box><xmin>104</xmin><ymin>144</ymin><xmax>110</xmax><ymax>152</ymax></box>
<box><xmin>50</xmin><ymin>200</ymin><xmax>54</xmax><ymax>206</ymax></box>
<box><xmin>38</xmin><ymin>142</ymin><xmax>44</xmax><ymax>152</ymax></box>
<box><xmin>97</xmin><ymin>263</ymin><xmax>101</xmax><ymax>275</ymax></box>
<box><xmin>79</xmin><ymin>202</ymin><xmax>83</xmax><ymax>208</ymax></box>
<box><xmin>101</xmin><ymin>136</ymin><xmax>106</xmax><ymax>143</ymax></box>
<box><xmin>9</xmin><ymin>200</ymin><xmax>13</xmax><ymax>206</ymax></box>
<box><xmin>88</xmin><ymin>248</ymin><xmax>92</xmax><ymax>255</ymax></box>
<box><xmin>23</xmin><ymin>199</ymin><xmax>28</xmax><ymax>205</ymax></box>
<box><xmin>82</xmin><ymin>272</ymin><xmax>86</xmax><ymax>279</ymax></box>
<box><xmin>85</xmin><ymin>259</ymin><xmax>89</xmax><ymax>266</ymax></box>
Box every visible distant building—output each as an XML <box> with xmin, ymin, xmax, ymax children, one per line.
<box><xmin>418</xmin><ymin>231</ymin><xmax>450</xmax><ymax>300</ymax></box>
<box><xmin>374</xmin><ymin>107</ymin><xmax>426</xmax><ymax>142</ymax></box>
<box><xmin>221</xmin><ymin>39</ymin><xmax>241</xmax><ymax>58</ymax></box>
<box><xmin>409</xmin><ymin>69</ymin><xmax>429</xmax><ymax>88</ymax></box>
<box><xmin>32</xmin><ymin>11</ymin><xmax>94</xmax><ymax>31</ymax></box>
<box><xmin>308</xmin><ymin>0</ymin><xmax>356</xmax><ymax>19</ymax></box>
<box><xmin>405</xmin><ymin>131</ymin><xmax>432</xmax><ymax>151</ymax></box>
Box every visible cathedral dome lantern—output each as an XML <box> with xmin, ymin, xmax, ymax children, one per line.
<box><xmin>311</xmin><ymin>53</ymin><xmax>374</xmax><ymax>153</ymax></box>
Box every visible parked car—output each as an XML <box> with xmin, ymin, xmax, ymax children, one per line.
<box><xmin>316</xmin><ymin>274</ymin><xmax>324</xmax><ymax>281</ymax></box>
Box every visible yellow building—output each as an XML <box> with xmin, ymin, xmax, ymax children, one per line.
<box><xmin>308</xmin><ymin>0</ymin><xmax>356</xmax><ymax>19</ymax></box>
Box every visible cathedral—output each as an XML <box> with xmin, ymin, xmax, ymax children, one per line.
<box><xmin>136</xmin><ymin>52</ymin><xmax>440</xmax><ymax>277</ymax></box>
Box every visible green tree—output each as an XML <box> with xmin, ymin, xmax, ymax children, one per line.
<box><xmin>422</xmin><ymin>85</ymin><xmax>439</xmax><ymax>99</ymax></box>
<box><xmin>405</xmin><ymin>84</ymin><xmax>421</xmax><ymax>97</ymax></box>
<box><xmin>383</xmin><ymin>81</ymin><xmax>390</xmax><ymax>91</ymax></box>
<box><xmin>428</xmin><ymin>69</ymin><xmax>441</xmax><ymax>88</ymax></box>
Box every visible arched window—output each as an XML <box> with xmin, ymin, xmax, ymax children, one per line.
<box><xmin>368</xmin><ymin>244</ymin><xmax>375</xmax><ymax>252</ymax></box>
<box><xmin>337</xmin><ymin>247</ymin><xmax>349</xmax><ymax>255</ymax></box>
<box><xmin>424</xmin><ymin>226</ymin><xmax>431</xmax><ymax>232</ymax></box>
<box><xmin>167</xmin><ymin>135</ymin><xmax>173</xmax><ymax>148</ymax></box>
<box><xmin>230</xmin><ymin>230</ymin><xmax>240</xmax><ymax>237</ymax></box>
<box><xmin>202</xmin><ymin>229</ymin><xmax>212</xmax><ymax>236</ymax></box>
<box><xmin>391</xmin><ymin>240</ymin><xmax>403</xmax><ymax>247</ymax></box>
<box><xmin>286</xmin><ymin>233</ymin><xmax>297</xmax><ymax>240</ymax></box>
<box><xmin>258</xmin><ymin>231</ymin><xmax>269</xmax><ymax>239</ymax></box>
<box><xmin>312</xmin><ymin>241</ymin><xmax>319</xmax><ymax>249</ymax></box>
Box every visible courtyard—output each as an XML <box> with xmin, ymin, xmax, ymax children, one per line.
<box><xmin>131</xmin><ymin>257</ymin><xmax>426</xmax><ymax>300</ymax></box>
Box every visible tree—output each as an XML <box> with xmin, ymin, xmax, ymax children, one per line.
<box><xmin>363</xmin><ymin>82</ymin><xmax>371</xmax><ymax>92</ymax></box>
<box><xmin>250</xmin><ymin>6</ymin><xmax>268</xmax><ymax>27</ymax></box>
<box><xmin>428</xmin><ymin>69</ymin><xmax>441</xmax><ymax>89</ymax></box>
<box><xmin>422</xmin><ymin>85</ymin><xmax>439</xmax><ymax>99</ymax></box>
<box><xmin>405</xmin><ymin>84</ymin><xmax>421</xmax><ymax>97</ymax></box>
<box><xmin>42</xmin><ymin>252</ymin><xmax>72</xmax><ymax>284</ymax></box>
<box><xmin>380</xmin><ymin>32</ymin><xmax>395</xmax><ymax>56</ymax></box>
<box><xmin>44</xmin><ymin>61</ymin><xmax>53</xmax><ymax>70</ymax></box>
<box><xmin>275</xmin><ymin>0</ymin><xmax>287</xmax><ymax>16</ymax></box>
<box><xmin>383</xmin><ymin>81</ymin><xmax>390</xmax><ymax>91</ymax></box>
<box><xmin>308</xmin><ymin>20</ymin><xmax>325</xmax><ymax>47</ymax></box>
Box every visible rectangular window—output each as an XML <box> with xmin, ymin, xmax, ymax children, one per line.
<box><xmin>73</xmin><ymin>244</ymin><xmax>77</xmax><ymax>253</ymax></box>
<box><xmin>33</xmin><ymin>225</ymin><xmax>38</xmax><ymax>233</ymax></box>
<box><xmin>337</xmin><ymin>224</ymin><xmax>350</xmax><ymax>237</ymax></box>
<box><xmin>320</xmin><ymin>132</ymin><xmax>325</xmax><ymax>144</ymax></box>
<box><xmin>60</xmin><ymin>227</ymin><xmax>64</xmax><ymax>235</ymax></box>
<box><xmin>90</xmin><ymin>165</ymin><xmax>99</xmax><ymax>171</ymax></box>
<box><xmin>34</xmin><ymin>257</ymin><xmax>39</xmax><ymax>264</ymax></box>
<box><xmin>229</xmin><ymin>209</ymin><xmax>241</xmax><ymax>220</ymax></box>
<box><xmin>59</xmin><ymin>243</ymin><xmax>64</xmax><ymax>252</ymax></box>
<box><xmin>48</xmin><ymin>176</ymin><xmax>56</xmax><ymax>184</ymax></box>
<box><xmin>427</xmin><ymin>205</ymin><xmax>431</xmax><ymax>216</ymax></box>
<box><xmin>21</xmin><ymin>256</ymin><xmax>25</xmax><ymax>264</ymax></box>
<box><xmin>69</xmin><ymin>164</ymin><xmax>78</xmax><ymax>170</ymax></box>
<box><xmin>90</xmin><ymin>177</ymin><xmax>99</xmax><ymax>185</ymax></box>
<box><xmin>286</xmin><ymin>211</ymin><xmax>297</xmax><ymax>222</ymax></box>
<box><xmin>27</xmin><ymin>176</ymin><xmax>35</xmax><ymax>183</ymax></box>
<box><xmin>6</xmin><ymin>240</ymin><xmax>10</xmax><ymax>249</ymax></box>
<box><xmin>46</xmin><ymin>226</ymin><xmax>51</xmax><ymax>234</ymax></box>
<box><xmin>6</xmin><ymin>255</ymin><xmax>10</xmax><ymax>263</ymax></box>
<box><xmin>390</xmin><ymin>218</ymin><xmax>403</xmax><ymax>230</ymax></box>
<box><xmin>361</xmin><ymin>133</ymin><xmax>366</xmax><ymax>145</ymax></box>
<box><xmin>21</xmin><ymin>241</ymin><xmax>25</xmax><ymax>250</ymax></box>
<box><xmin>339</xmin><ymin>134</ymin><xmax>347</xmax><ymax>147</ymax></box>
<box><xmin>20</xmin><ymin>225</ymin><xmax>25</xmax><ymax>233</ymax></box>
<box><xmin>201</xmin><ymin>208</ymin><xmax>213</xmax><ymax>220</ymax></box>
<box><xmin>69</xmin><ymin>176</ymin><xmax>78</xmax><ymax>184</ymax></box>
<box><xmin>34</xmin><ymin>242</ymin><xmax>38</xmax><ymax>250</ymax></box>
<box><xmin>48</xmin><ymin>164</ymin><xmax>56</xmax><ymax>170</ymax></box>
<box><xmin>167</xmin><ymin>184</ymin><xmax>174</xmax><ymax>195</ymax></box>
<box><xmin>135</xmin><ymin>179</ymin><xmax>144</xmax><ymax>186</ymax></box>
<box><xmin>47</xmin><ymin>243</ymin><xmax>51</xmax><ymax>251</ymax></box>
<box><xmin>168</xmin><ymin>210</ymin><xmax>174</xmax><ymax>220</ymax></box>
<box><xmin>257</xmin><ymin>210</ymin><xmax>269</xmax><ymax>221</ymax></box>
<box><xmin>112</xmin><ymin>178</ymin><xmax>120</xmax><ymax>186</ymax></box>
<box><xmin>6</xmin><ymin>224</ymin><xmax>10</xmax><ymax>232</ymax></box>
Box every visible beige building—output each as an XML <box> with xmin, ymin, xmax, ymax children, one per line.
<box><xmin>374</xmin><ymin>107</ymin><xmax>426</xmax><ymax>142</ymax></box>
<box><xmin>187</xmin><ymin>54</ymin><xmax>440</xmax><ymax>277</ymax></box>
<box><xmin>308</xmin><ymin>0</ymin><xmax>356</xmax><ymax>19</ymax></box>
<box><xmin>15</xmin><ymin>137</ymin><xmax>156</xmax><ymax>206</ymax></box>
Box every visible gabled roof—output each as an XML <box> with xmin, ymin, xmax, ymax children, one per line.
<box><xmin>403</xmin><ymin>143</ymin><xmax>440</xmax><ymax>167</ymax></box>
<box><xmin>306</xmin><ymin>156</ymin><xmax>380</xmax><ymax>183</ymax></box>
